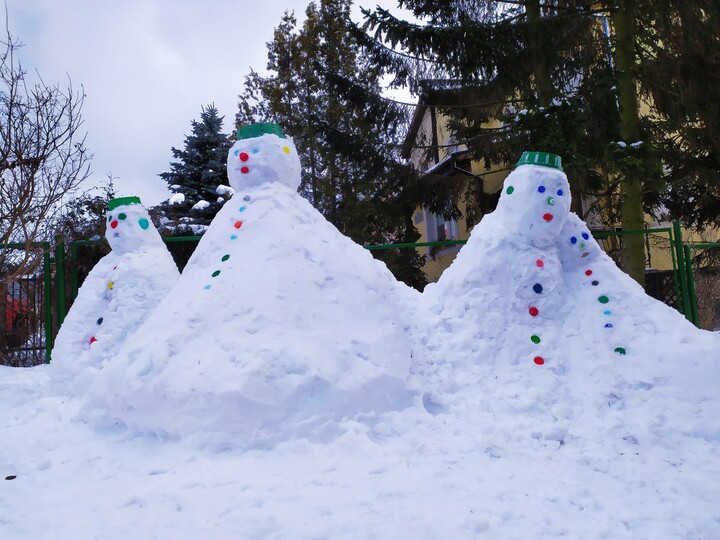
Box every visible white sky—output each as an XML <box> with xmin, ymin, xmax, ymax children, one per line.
<box><xmin>4</xmin><ymin>0</ymin><xmax>405</xmax><ymax>206</ymax></box>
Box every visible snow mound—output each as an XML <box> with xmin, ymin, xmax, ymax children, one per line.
<box><xmin>82</xmin><ymin>183</ymin><xmax>415</xmax><ymax>443</ymax></box>
<box><xmin>50</xmin><ymin>199</ymin><xmax>179</xmax><ymax>393</ymax></box>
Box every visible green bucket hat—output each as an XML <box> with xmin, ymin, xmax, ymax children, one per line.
<box><xmin>516</xmin><ymin>151</ymin><xmax>563</xmax><ymax>171</ymax></box>
<box><xmin>236</xmin><ymin>123</ymin><xmax>285</xmax><ymax>140</ymax></box>
<box><xmin>108</xmin><ymin>196</ymin><xmax>142</xmax><ymax>211</ymax></box>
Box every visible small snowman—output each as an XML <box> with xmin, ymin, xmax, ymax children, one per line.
<box><xmin>555</xmin><ymin>213</ymin><xmax>629</xmax><ymax>356</ymax></box>
<box><xmin>51</xmin><ymin>196</ymin><xmax>179</xmax><ymax>389</ymax></box>
<box><xmin>555</xmin><ymin>212</ymin><xmax>714</xmax><ymax>358</ymax></box>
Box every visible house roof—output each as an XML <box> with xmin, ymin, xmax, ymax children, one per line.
<box><xmin>401</xmin><ymin>93</ymin><xmax>429</xmax><ymax>160</ymax></box>
<box><xmin>401</xmin><ymin>79</ymin><xmax>477</xmax><ymax>160</ymax></box>
<box><xmin>423</xmin><ymin>149</ymin><xmax>475</xmax><ymax>177</ymax></box>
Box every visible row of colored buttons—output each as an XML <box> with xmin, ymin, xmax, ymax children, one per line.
<box><xmin>203</xmin><ymin>196</ymin><xmax>251</xmax><ymax>290</ymax></box>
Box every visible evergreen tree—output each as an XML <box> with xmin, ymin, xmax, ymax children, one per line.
<box><xmin>237</xmin><ymin>0</ymin><xmax>426</xmax><ymax>289</ymax></box>
<box><xmin>359</xmin><ymin>1</ymin><xmax>668</xmax><ymax>285</ymax></box>
<box><xmin>639</xmin><ymin>0</ymin><xmax>720</xmax><ymax>231</ymax></box>
<box><xmin>156</xmin><ymin>104</ymin><xmax>233</xmax><ymax>233</ymax></box>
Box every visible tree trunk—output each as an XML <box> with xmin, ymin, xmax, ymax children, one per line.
<box><xmin>525</xmin><ymin>0</ymin><xmax>554</xmax><ymax>105</ymax></box>
<box><xmin>613</xmin><ymin>0</ymin><xmax>646</xmax><ymax>286</ymax></box>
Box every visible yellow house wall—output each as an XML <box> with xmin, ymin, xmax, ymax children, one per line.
<box><xmin>410</xmin><ymin>110</ymin><xmax>514</xmax><ymax>283</ymax></box>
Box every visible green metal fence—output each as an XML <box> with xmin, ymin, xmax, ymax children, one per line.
<box><xmin>1</xmin><ymin>222</ymin><xmax>715</xmax><ymax>366</ymax></box>
<box><xmin>681</xmin><ymin>242</ymin><xmax>720</xmax><ymax>331</ymax></box>
<box><xmin>0</xmin><ymin>242</ymin><xmax>53</xmax><ymax>365</ymax></box>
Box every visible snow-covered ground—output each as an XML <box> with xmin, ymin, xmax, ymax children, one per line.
<box><xmin>2</xmin><ymin>147</ymin><xmax>719</xmax><ymax>539</ymax></box>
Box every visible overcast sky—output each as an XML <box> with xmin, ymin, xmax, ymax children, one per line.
<box><xmin>4</xmin><ymin>0</ymin><xmax>405</xmax><ymax>206</ymax></box>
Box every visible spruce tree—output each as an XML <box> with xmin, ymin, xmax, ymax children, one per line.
<box><xmin>156</xmin><ymin>104</ymin><xmax>233</xmax><ymax>233</ymax></box>
<box><xmin>237</xmin><ymin>0</ymin><xmax>427</xmax><ymax>289</ymax></box>
<box><xmin>359</xmin><ymin>1</ymin><xmax>666</xmax><ymax>284</ymax></box>
<box><xmin>639</xmin><ymin>0</ymin><xmax>720</xmax><ymax>231</ymax></box>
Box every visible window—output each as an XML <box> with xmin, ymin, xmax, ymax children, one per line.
<box><xmin>426</xmin><ymin>212</ymin><xmax>459</xmax><ymax>242</ymax></box>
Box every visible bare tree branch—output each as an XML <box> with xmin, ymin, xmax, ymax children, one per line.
<box><xmin>1</xmin><ymin>24</ymin><xmax>91</xmax><ymax>285</ymax></box>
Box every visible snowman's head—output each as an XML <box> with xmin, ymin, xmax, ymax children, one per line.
<box><xmin>227</xmin><ymin>124</ymin><xmax>301</xmax><ymax>191</ymax></box>
<box><xmin>556</xmin><ymin>212</ymin><xmax>603</xmax><ymax>270</ymax></box>
<box><xmin>495</xmin><ymin>152</ymin><xmax>571</xmax><ymax>248</ymax></box>
<box><xmin>105</xmin><ymin>197</ymin><xmax>161</xmax><ymax>254</ymax></box>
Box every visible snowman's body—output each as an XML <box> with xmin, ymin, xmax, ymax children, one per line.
<box><xmin>411</xmin><ymin>157</ymin><xmax>575</xmax><ymax>435</ymax></box>
<box><xmin>51</xmin><ymin>199</ymin><xmax>179</xmax><ymax>390</ymax></box>
<box><xmin>84</xmin><ymin>131</ymin><xmax>414</xmax><ymax>441</ymax></box>
<box><xmin>419</xmin><ymin>161</ymin><xmax>572</xmax><ymax>375</ymax></box>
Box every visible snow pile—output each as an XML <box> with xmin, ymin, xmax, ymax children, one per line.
<box><xmin>414</xmin><ymin>159</ymin><xmax>719</xmax><ymax>433</ymax></box>
<box><xmin>2</xmin><ymin>148</ymin><xmax>719</xmax><ymax>538</ymax></box>
<box><xmin>168</xmin><ymin>193</ymin><xmax>185</xmax><ymax>205</ymax></box>
<box><xmin>191</xmin><ymin>199</ymin><xmax>210</xmax><ymax>211</ymax></box>
<box><xmin>80</xmin><ymin>132</ymin><xmax>414</xmax><ymax>443</ymax></box>
<box><xmin>50</xmin><ymin>197</ymin><xmax>179</xmax><ymax>393</ymax></box>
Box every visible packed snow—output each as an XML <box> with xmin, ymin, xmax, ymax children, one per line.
<box><xmin>1</xmin><ymin>143</ymin><xmax>719</xmax><ymax>539</ymax></box>
<box><xmin>168</xmin><ymin>193</ymin><xmax>185</xmax><ymax>205</ymax></box>
<box><xmin>50</xmin><ymin>197</ymin><xmax>179</xmax><ymax>392</ymax></box>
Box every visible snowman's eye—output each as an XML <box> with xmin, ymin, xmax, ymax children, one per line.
<box><xmin>233</xmin><ymin>149</ymin><xmax>240</xmax><ymax>156</ymax></box>
<box><xmin>581</xmin><ymin>232</ymin><xmax>589</xmax><ymax>240</ymax></box>
<box><xmin>538</xmin><ymin>185</ymin><xmax>546</xmax><ymax>193</ymax></box>
<box><xmin>557</xmin><ymin>189</ymin><xmax>564</xmax><ymax>196</ymax></box>
<box><xmin>108</xmin><ymin>215</ymin><xmax>112</xmax><ymax>222</ymax></box>
<box><xmin>252</xmin><ymin>148</ymin><xmax>260</xmax><ymax>154</ymax></box>
<box><xmin>570</xmin><ymin>236</ymin><xmax>577</xmax><ymax>244</ymax></box>
<box><xmin>138</xmin><ymin>218</ymin><xmax>149</xmax><ymax>230</ymax></box>
<box><xmin>118</xmin><ymin>213</ymin><xmax>127</xmax><ymax>220</ymax></box>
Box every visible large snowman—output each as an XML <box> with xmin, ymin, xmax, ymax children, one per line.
<box><xmin>51</xmin><ymin>197</ymin><xmax>180</xmax><ymax>391</ymax></box>
<box><xmin>84</xmin><ymin>124</ymin><xmax>414</xmax><ymax>442</ymax></box>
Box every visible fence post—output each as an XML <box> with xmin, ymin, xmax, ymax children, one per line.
<box><xmin>683</xmin><ymin>244</ymin><xmax>701</xmax><ymax>327</ymax></box>
<box><xmin>667</xmin><ymin>227</ymin><xmax>683</xmax><ymax>312</ymax></box>
<box><xmin>70</xmin><ymin>241</ymin><xmax>79</xmax><ymax>300</ymax></box>
<box><xmin>43</xmin><ymin>243</ymin><xmax>53</xmax><ymax>364</ymax></box>
<box><xmin>672</xmin><ymin>221</ymin><xmax>692</xmax><ymax>320</ymax></box>
<box><xmin>55</xmin><ymin>236</ymin><xmax>67</xmax><ymax>327</ymax></box>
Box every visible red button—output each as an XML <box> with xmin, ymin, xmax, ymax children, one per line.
<box><xmin>529</xmin><ymin>307</ymin><xmax>539</xmax><ymax>317</ymax></box>
<box><xmin>543</xmin><ymin>213</ymin><xmax>553</xmax><ymax>221</ymax></box>
<box><xmin>585</xmin><ymin>270</ymin><xmax>593</xmax><ymax>276</ymax></box>
<box><xmin>240</xmin><ymin>166</ymin><xmax>250</xmax><ymax>174</ymax></box>
<box><xmin>536</xmin><ymin>259</ymin><xmax>544</xmax><ymax>268</ymax></box>
<box><xmin>234</xmin><ymin>221</ymin><xmax>243</xmax><ymax>229</ymax></box>
<box><xmin>534</xmin><ymin>356</ymin><xmax>545</xmax><ymax>365</ymax></box>
<box><xmin>89</xmin><ymin>336</ymin><xmax>97</xmax><ymax>345</ymax></box>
